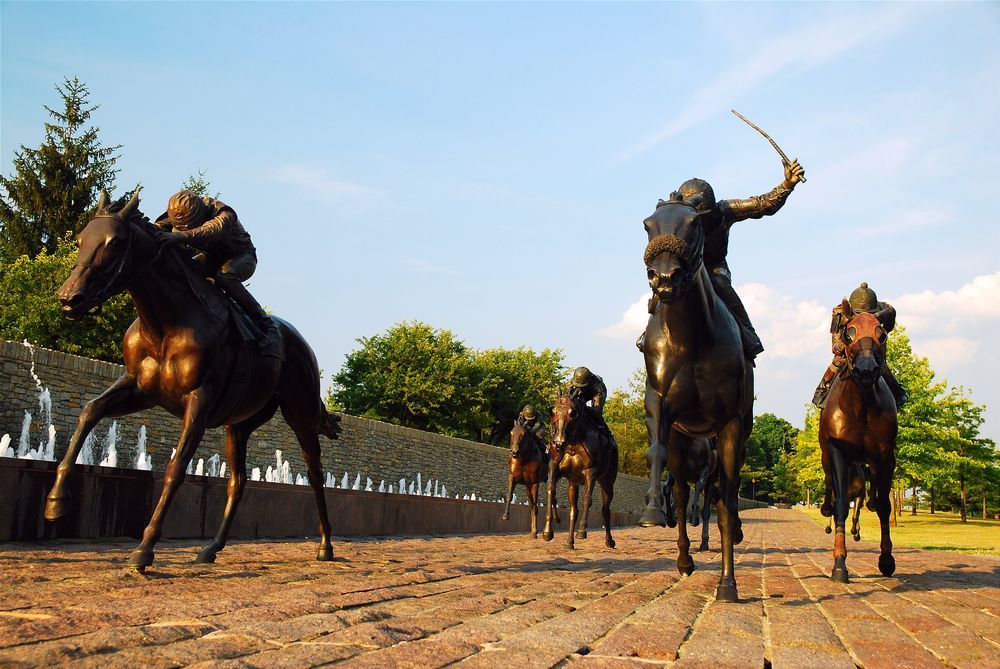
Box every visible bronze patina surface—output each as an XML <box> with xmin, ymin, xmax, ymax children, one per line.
<box><xmin>501</xmin><ymin>421</ymin><xmax>550</xmax><ymax>538</ymax></box>
<box><xmin>663</xmin><ymin>437</ymin><xmax>719</xmax><ymax>553</ymax></box>
<box><xmin>46</xmin><ymin>190</ymin><xmax>342</xmax><ymax>570</ymax></box>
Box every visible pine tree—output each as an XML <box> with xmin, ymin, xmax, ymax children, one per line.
<box><xmin>0</xmin><ymin>77</ymin><xmax>121</xmax><ymax>263</ymax></box>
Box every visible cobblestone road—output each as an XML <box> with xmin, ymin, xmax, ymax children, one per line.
<box><xmin>1</xmin><ymin>509</ymin><xmax>997</xmax><ymax>668</ymax></box>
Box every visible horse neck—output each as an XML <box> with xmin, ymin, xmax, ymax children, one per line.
<box><xmin>657</xmin><ymin>265</ymin><xmax>725</xmax><ymax>344</ymax></box>
<box><xmin>125</xmin><ymin>230</ymin><xmax>222</xmax><ymax>340</ymax></box>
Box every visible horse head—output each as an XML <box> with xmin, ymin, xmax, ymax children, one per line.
<box><xmin>840</xmin><ymin>300</ymin><xmax>888</xmax><ymax>389</ymax></box>
<box><xmin>643</xmin><ymin>200</ymin><xmax>704</xmax><ymax>303</ymax></box>
<box><xmin>510</xmin><ymin>422</ymin><xmax>533</xmax><ymax>459</ymax></box>
<box><xmin>56</xmin><ymin>189</ymin><xmax>150</xmax><ymax>320</ymax></box>
<box><xmin>550</xmin><ymin>394</ymin><xmax>582</xmax><ymax>449</ymax></box>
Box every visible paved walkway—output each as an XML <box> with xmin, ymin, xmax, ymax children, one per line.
<box><xmin>0</xmin><ymin>509</ymin><xmax>997</xmax><ymax>668</ymax></box>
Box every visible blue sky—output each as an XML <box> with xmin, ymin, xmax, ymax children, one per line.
<box><xmin>3</xmin><ymin>2</ymin><xmax>999</xmax><ymax>439</ymax></box>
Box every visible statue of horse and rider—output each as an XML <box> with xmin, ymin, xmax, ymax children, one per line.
<box><xmin>638</xmin><ymin>113</ymin><xmax>805</xmax><ymax>601</ymax></box>
<box><xmin>46</xmin><ymin>189</ymin><xmax>341</xmax><ymax>570</ymax></box>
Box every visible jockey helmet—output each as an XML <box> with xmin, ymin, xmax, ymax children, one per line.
<box><xmin>677</xmin><ymin>178</ymin><xmax>716</xmax><ymax>215</ymax></box>
<box><xmin>167</xmin><ymin>190</ymin><xmax>208</xmax><ymax>230</ymax></box>
<box><xmin>521</xmin><ymin>405</ymin><xmax>536</xmax><ymax>420</ymax></box>
<box><xmin>571</xmin><ymin>367</ymin><xmax>593</xmax><ymax>388</ymax></box>
<box><xmin>849</xmin><ymin>282</ymin><xmax>879</xmax><ymax>314</ymax></box>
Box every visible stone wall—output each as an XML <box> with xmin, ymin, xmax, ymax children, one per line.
<box><xmin>1</xmin><ymin>340</ymin><xmax>651</xmax><ymax>513</ymax></box>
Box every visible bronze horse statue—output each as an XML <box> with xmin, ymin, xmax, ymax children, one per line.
<box><xmin>663</xmin><ymin>437</ymin><xmax>718</xmax><ymax>552</ymax></box>
<box><xmin>502</xmin><ymin>422</ymin><xmax>550</xmax><ymax>538</ymax></box>
<box><xmin>46</xmin><ymin>190</ymin><xmax>342</xmax><ymax>570</ymax></box>
<box><xmin>823</xmin><ymin>462</ymin><xmax>868</xmax><ymax>543</ymax></box>
<box><xmin>819</xmin><ymin>304</ymin><xmax>897</xmax><ymax>582</ymax></box>
<box><xmin>639</xmin><ymin>199</ymin><xmax>754</xmax><ymax>602</ymax></box>
<box><xmin>542</xmin><ymin>394</ymin><xmax>617</xmax><ymax>549</ymax></box>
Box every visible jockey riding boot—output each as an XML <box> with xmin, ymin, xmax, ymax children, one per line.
<box><xmin>710</xmin><ymin>273</ymin><xmax>764</xmax><ymax>360</ymax></box>
<box><xmin>217</xmin><ymin>273</ymin><xmax>279</xmax><ymax>348</ymax></box>
<box><xmin>811</xmin><ymin>362</ymin><xmax>840</xmax><ymax>408</ymax></box>
<box><xmin>882</xmin><ymin>364</ymin><xmax>908</xmax><ymax>409</ymax></box>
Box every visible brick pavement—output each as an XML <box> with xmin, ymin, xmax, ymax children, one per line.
<box><xmin>0</xmin><ymin>509</ymin><xmax>997</xmax><ymax>668</ymax></box>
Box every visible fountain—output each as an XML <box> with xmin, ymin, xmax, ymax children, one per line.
<box><xmin>98</xmin><ymin>421</ymin><xmax>119</xmax><ymax>468</ymax></box>
<box><xmin>378</xmin><ymin>480</ymin><xmax>385</xmax><ymax>493</ymax></box>
<box><xmin>251</xmin><ymin>467</ymin><xmax>261</xmax><ymax>481</ymax></box>
<box><xmin>351</xmin><ymin>473</ymin><xmax>361</xmax><ymax>490</ymax></box>
<box><xmin>365</xmin><ymin>477</ymin><xmax>373</xmax><ymax>491</ymax></box>
<box><xmin>342</xmin><ymin>471</ymin><xmax>349</xmax><ymax>488</ymax></box>
<box><xmin>0</xmin><ymin>434</ymin><xmax>12</xmax><ymax>458</ymax></box>
<box><xmin>205</xmin><ymin>453</ymin><xmax>220</xmax><ymax>477</ymax></box>
<box><xmin>194</xmin><ymin>458</ymin><xmax>204</xmax><ymax>476</ymax></box>
<box><xmin>325</xmin><ymin>472</ymin><xmax>336</xmax><ymax>488</ymax></box>
<box><xmin>133</xmin><ymin>426</ymin><xmax>152</xmax><ymax>470</ymax></box>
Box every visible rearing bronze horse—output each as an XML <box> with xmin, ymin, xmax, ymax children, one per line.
<box><xmin>46</xmin><ymin>190</ymin><xmax>341</xmax><ymax>570</ymax></box>
<box><xmin>819</xmin><ymin>304</ymin><xmax>897</xmax><ymax>582</ymax></box>
<box><xmin>639</xmin><ymin>199</ymin><xmax>753</xmax><ymax>602</ymax></box>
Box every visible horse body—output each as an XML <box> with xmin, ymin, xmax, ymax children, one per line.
<box><xmin>542</xmin><ymin>395</ymin><xmax>617</xmax><ymax>549</ymax></box>
<box><xmin>45</xmin><ymin>192</ymin><xmax>340</xmax><ymax>570</ymax></box>
<box><xmin>819</xmin><ymin>307</ymin><xmax>897</xmax><ymax>582</ymax></box>
<box><xmin>640</xmin><ymin>200</ymin><xmax>753</xmax><ymax>602</ymax></box>
<box><xmin>502</xmin><ymin>423</ymin><xmax>549</xmax><ymax>537</ymax></box>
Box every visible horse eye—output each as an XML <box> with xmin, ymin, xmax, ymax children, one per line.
<box><xmin>844</xmin><ymin>327</ymin><xmax>856</xmax><ymax>343</ymax></box>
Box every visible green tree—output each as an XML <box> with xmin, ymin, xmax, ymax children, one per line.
<box><xmin>604</xmin><ymin>369</ymin><xmax>647</xmax><ymax>475</ymax></box>
<box><xmin>0</xmin><ymin>77</ymin><xmax>121</xmax><ymax>263</ymax></box>
<box><xmin>0</xmin><ymin>236</ymin><xmax>134</xmax><ymax>361</ymax></box>
<box><xmin>180</xmin><ymin>170</ymin><xmax>218</xmax><ymax>198</ymax></box>
<box><xmin>330</xmin><ymin>321</ymin><xmax>486</xmax><ymax>439</ymax></box>
<box><xmin>743</xmin><ymin>413</ymin><xmax>798</xmax><ymax>503</ymax></box>
<box><xmin>473</xmin><ymin>346</ymin><xmax>565</xmax><ymax>445</ymax></box>
<box><xmin>780</xmin><ymin>405</ymin><xmax>825</xmax><ymax>506</ymax></box>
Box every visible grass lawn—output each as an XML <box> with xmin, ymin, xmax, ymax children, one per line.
<box><xmin>797</xmin><ymin>506</ymin><xmax>1000</xmax><ymax>556</ymax></box>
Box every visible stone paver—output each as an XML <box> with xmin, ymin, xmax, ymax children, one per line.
<box><xmin>0</xmin><ymin>509</ymin><xmax>997</xmax><ymax>667</ymax></box>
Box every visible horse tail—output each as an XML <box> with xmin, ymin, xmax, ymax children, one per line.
<box><xmin>320</xmin><ymin>406</ymin><xmax>343</xmax><ymax>439</ymax></box>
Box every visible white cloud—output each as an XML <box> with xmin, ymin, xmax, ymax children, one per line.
<box><xmin>273</xmin><ymin>165</ymin><xmax>382</xmax><ymax>202</ymax></box>
<box><xmin>596</xmin><ymin>293</ymin><xmax>649</xmax><ymax>340</ymax></box>
<box><xmin>739</xmin><ymin>282</ymin><xmax>828</xmax><ymax>360</ymax></box>
<box><xmin>892</xmin><ymin>272</ymin><xmax>1000</xmax><ymax>334</ymax></box>
<box><xmin>911</xmin><ymin>337</ymin><xmax>979</xmax><ymax>372</ymax></box>
<box><xmin>617</xmin><ymin>5</ymin><xmax>917</xmax><ymax>161</ymax></box>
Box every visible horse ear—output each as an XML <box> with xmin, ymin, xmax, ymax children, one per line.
<box><xmin>96</xmin><ymin>190</ymin><xmax>109</xmax><ymax>213</ymax></box>
<box><xmin>120</xmin><ymin>186</ymin><xmax>142</xmax><ymax>218</ymax></box>
<box><xmin>841</xmin><ymin>298</ymin><xmax>854</xmax><ymax>319</ymax></box>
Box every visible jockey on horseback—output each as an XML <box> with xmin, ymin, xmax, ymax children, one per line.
<box><xmin>568</xmin><ymin>367</ymin><xmax>614</xmax><ymax>445</ymax></box>
<box><xmin>638</xmin><ymin>159</ymin><xmax>806</xmax><ymax>360</ymax></box>
<box><xmin>155</xmin><ymin>190</ymin><xmax>278</xmax><ymax>347</ymax></box>
<box><xmin>812</xmin><ymin>282</ymin><xmax>908</xmax><ymax>409</ymax></box>
<box><xmin>515</xmin><ymin>404</ymin><xmax>549</xmax><ymax>464</ymax></box>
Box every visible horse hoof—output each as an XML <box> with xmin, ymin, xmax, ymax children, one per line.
<box><xmin>852</xmin><ymin>533</ymin><xmax>861</xmax><ymax>542</ymax></box>
<box><xmin>734</xmin><ymin>527</ymin><xmax>745</xmax><ymax>544</ymax></box>
<box><xmin>879</xmin><ymin>554</ymin><xmax>896</xmax><ymax>577</ymax></box>
<box><xmin>665</xmin><ymin>518</ymin><xmax>677</xmax><ymax>529</ymax></box>
<box><xmin>825</xmin><ymin>526</ymin><xmax>832</xmax><ymax>534</ymax></box>
<box><xmin>715</xmin><ymin>581</ymin><xmax>738</xmax><ymax>603</ymax></box>
<box><xmin>501</xmin><ymin>514</ymin><xmax>509</xmax><ymax>521</ymax></box>
<box><xmin>699</xmin><ymin>542</ymin><xmax>709</xmax><ymax>552</ymax></box>
<box><xmin>542</xmin><ymin>532</ymin><xmax>553</xmax><ymax>542</ymax></box>
<box><xmin>44</xmin><ymin>497</ymin><xmax>69</xmax><ymax>522</ymax></box>
<box><xmin>531</xmin><ymin>533</ymin><xmax>538</xmax><ymax>540</ymax></box>
<box><xmin>690</xmin><ymin>517</ymin><xmax>700</xmax><ymax>527</ymax></box>
<box><xmin>638</xmin><ymin>506</ymin><xmax>666</xmax><ymax>528</ymax></box>
<box><xmin>576</xmin><ymin>530</ymin><xmax>587</xmax><ymax>540</ymax></box>
<box><xmin>831</xmin><ymin>567</ymin><xmax>850</xmax><ymax>583</ymax></box>
<box><xmin>566</xmin><ymin>542</ymin><xmax>575</xmax><ymax>550</ymax></box>
<box><xmin>128</xmin><ymin>548</ymin><xmax>154</xmax><ymax>569</ymax></box>
<box><xmin>317</xmin><ymin>546</ymin><xmax>333</xmax><ymax>562</ymax></box>
<box><xmin>820</xmin><ymin>501</ymin><xmax>833</xmax><ymax>517</ymax></box>
<box><xmin>194</xmin><ymin>549</ymin><xmax>217</xmax><ymax>564</ymax></box>
<box><xmin>677</xmin><ymin>556</ymin><xmax>694</xmax><ymax>576</ymax></box>
<box><xmin>606</xmin><ymin>537</ymin><xmax>616</xmax><ymax>549</ymax></box>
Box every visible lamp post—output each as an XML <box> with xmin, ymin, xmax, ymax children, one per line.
<box><xmin>752</xmin><ymin>478</ymin><xmax>756</xmax><ymax>503</ymax></box>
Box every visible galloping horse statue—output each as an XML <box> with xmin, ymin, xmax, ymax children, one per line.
<box><xmin>502</xmin><ymin>422</ymin><xmax>550</xmax><ymax>538</ymax></box>
<box><xmin>663</xmin><ymin>437</ymin><xmax>718</xmax><ymax>552</ymax></box>
<box><xmin>639</xmin><ymin>199</ymin><xmax>754</xmax><ymax>602</ymax></box>
<box><xmin>819</xmin><ymin>302</ymin><xmax>898</xmax><ymax>582</ymax></box>
<box><xmin>542</xmin><ymin>394</ymin><xmax>618</xmax><ymax>549</ymax></box>
<box><xmin>45</xmin><ymin>190</ymin><xmax>342</xmax><ymax>571</ymax></box>
<box><xmin>823</xmin><ymin>462</ymin><xmax>868</xmax><ymax>543</ymax></box>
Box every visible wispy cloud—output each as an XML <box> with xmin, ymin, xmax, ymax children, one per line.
<box><xmin>892</xmin><ymin>271</ymin><xmax>1000</xmax><ymax>337</ymax></box>
<box><xmin>596</xmin><ymin>293</ymin><xmax>649</xmax><ymax>340</ymax></box>
<box><xmin>273</xmin><ymin>165</ymin><xmax>384</xmax><ymax>203</ymax></box>
<box><xmin>616</xmin><ymin>5</ymin><xmax>918</xmax><ymax>162</ymax></box>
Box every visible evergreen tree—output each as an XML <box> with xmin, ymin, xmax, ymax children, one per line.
<box><xmin>180</xmin><ymin>170</ymin><xmax>218</xmax><ymax>198</ymax></box>
<box><xmin>0</xmin><ymin>78</ymin><xmax>121</xmax><ymax>262</ymax></box>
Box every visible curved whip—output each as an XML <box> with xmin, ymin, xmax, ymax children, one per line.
<box><xmin>731</xmin><ymin>109</ymin><xmax>806</xmax><ymax>183</ymax></box>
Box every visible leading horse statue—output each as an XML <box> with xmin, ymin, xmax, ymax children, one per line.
<box><xmin>639</xmin><ymin>198</ymin><xmax>754</xmax><ymax>602</ymax></box>
<box><xmin>45</xmin><ymin>190</ymin><xmax>342</xmax><ymax>570</ymax></box>
<box><xmin>819</xmin><ymin>303</ymin><xmax>898</xmax><ymax>582</ymax></box>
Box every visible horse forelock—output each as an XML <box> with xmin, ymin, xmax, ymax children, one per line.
<box><xmin>644</xmin><ymin>234</ymin><xmax>690</xmax><ymax>265</ymax></box>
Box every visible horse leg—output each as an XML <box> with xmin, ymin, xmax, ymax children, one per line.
<box><xmin>875</xmin><ymin>457</ymin><xmax>896</xmax><ymax>576</ymax></box>
<box><xmin>502</xmin><ymin>473</ymin><xmax>515</xmax><ymax>522</ymax></box>
<box><xmin>639</xmin><ymin>387</ymin><xmax>668</xmax><ymax>527</ymax></box>
<box><xmin>527</xmin><ymin>482</ymin><xmax>539</xmax><ymax>539</ymax></box>
<box><xmin>699</xmin><ymin>480</ymin><xmax>713</xmax><ymax>552</ymax></box>
<box><xmin>290</xmin><ymin>424</ymin><xmax>334</xmax><ymax>561</ymax></box>
<box><xmin>669</xmin><ymin>443</ymin><xmax>693</xmax><ymax>575</ymax></box>
<box><xmin>829</xmin><ymin>445</ymin><xmax>851</xmax><ymax>583</ymax></box>
<box><xmin>566</xmin><ymin>482</ymin><xmax>579</xmax><ymax>549</ymax></box>
<box><xmin>129</xmin><ymin>391</ymin><xmax>209</xmax><ymax>570</ymax></box>
<box><xmin>851</xmin><ymin>488</ymin><xmax>864</xmax><ymax>541</ymax></box>
<box><xmin>600</xmin><ymin>469</ymin><xmax>616</xmax><ymax>549</ymax></box>
<box><xmin>45</xmin><ymin>374</ymin><xmax>154</xmax><ymax>521</ymax></box>
<box><xmin>577</xmin><ymin>469</ymin><xmax>595</xmax><ymax>540</ymax></box>
<box><xmin>690</xmin><ymin>469</ymin><xmax>706</xmax><ymax>528</ymax></box>
<box><xmin>197</xmin><ymin>400</ymin><xmax>277</xmax><ymax>564</ymax></box>
<box><xmin>714</xmin><ymin>419</ymin><xmax>743</xmax><ymax>602</ymax></box>
<box><xmin>663</xmin><ymin>472</ymin><xmax>678</xmax><ymax>528</ymax></box>
<box><xmin>542</xmin><ymin>460</ymin><xmax>557</xmax><ymax>542</ymax></box>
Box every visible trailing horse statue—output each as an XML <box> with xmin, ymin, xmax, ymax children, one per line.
<box><xmin>542</xmin><ymin>394</ymin><xmax>617</xmax><ymax>549</ymax></box>
<box><xmin>502</xmin><ymin>422</ymin><xmax>550</xmax><ymax>538</ymax></box>
<box><xmin>663</xmin><ymin>437</ymin><xmax>718</xmax><ymax>552</ymax></box>
<box><xmin>45</xmin><ymin>190</ymin><xmax>341</xmax><ymax>571</ymax></box>
<box><xmin>823</xmin><ymin>462</ymin><xmax>867</xmax><ymax>542</ymax></box>
<box><xmin>639</xmin><ymin>199</ymin><xmax>754</xmax><ymax>602</ymax></box>
<box><xmin>819</xmin><ymin>303</ymin><xmax>897</xmax><ymax>582</ymax></box>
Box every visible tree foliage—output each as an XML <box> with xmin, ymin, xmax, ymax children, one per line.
<box><xmin>603</xmin><ymin>369</ymin><xmax>647</xmax><ymax>476</ymax></box>
<box><xmin>329</xmin><ymin>321</ymin><xmax>566</xmax><ymax>442</ymax></box>
<box><xmin>742</xmin><ymin>413</ymin><xmax>798</xmax><ymax>503</ymax></box>
<box><xmin>0</xmin><ymin>78</ymin><xmax>121</xmax><ymax>263</ymax></box>
<box><xmin>180</xmin><ymin>170</ymin><xmax>218</xmax><ymax>199</ymax></box>
<box><xmin>0</xmin><ymin>236</ymin><xmax>135</xmax><ymax>361</ymax></box>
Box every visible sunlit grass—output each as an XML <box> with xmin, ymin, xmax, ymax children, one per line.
<box><xmin>798</xmin><ymin>506</ymin><xmax>1000</xmax><ymax>556</ymax></box>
